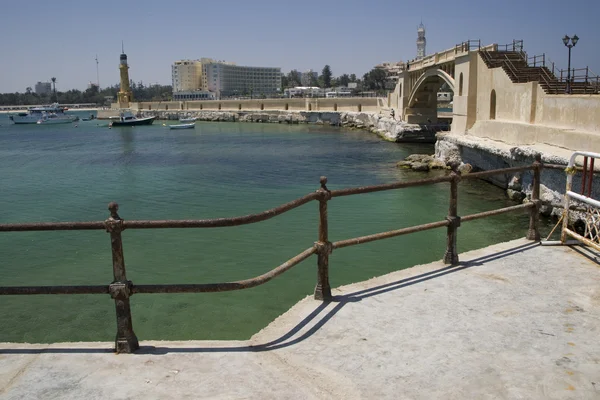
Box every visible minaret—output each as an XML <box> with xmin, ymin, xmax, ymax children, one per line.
<box><xmin>117</xmin><ymin>42</ymin><xmax>133</xmax><ymax>109</ymax></box>
<box><xmin>416</xmin><ymin>22</ymin><xmax>426</xmax><ymax>60</ymax></box>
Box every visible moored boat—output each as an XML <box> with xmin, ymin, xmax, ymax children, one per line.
<box><xmin>36</xmin><ymin>112</ymin><xmax>77</xmax><ymax>125</ymax></box>
<box><xmin>167</xmin><ymin>123</ymin><xmax>195</xmax><ymax>130</ymax></box>
<box><xmin>109</xmin><ymin>111</ymin><xmax>156</xmax><ymax>127</ymax></box>
<box><xmin>9</xmin><ymin>103</ymin><xmax>77</xmax><ymax>124</ymax></box>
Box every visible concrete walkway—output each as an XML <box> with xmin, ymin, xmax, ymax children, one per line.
<box><xmin>1</xmin><ymin>239</ymin><xmax>600</xmax><ymax>399</ymax></box>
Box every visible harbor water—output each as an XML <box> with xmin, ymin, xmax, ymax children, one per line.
<box><xmin>0</xmin><ymin>111</ymin><xmax>548</xmax><ymax>343</ymax></box>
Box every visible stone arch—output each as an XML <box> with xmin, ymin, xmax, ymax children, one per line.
<box><xmin>490</xmin><ymin>89</ymin><xmax>496</xmax><ymax>120</ymax></box>
<box><xmin>285</xmin><ymin>103</ymin><xmax>289</xmax><ymax>110</ymax></box>
<box><xmin>308</xmin><ymin>103</ymin><xmax>312</xmax><ymax>111</ymax></box>
<box><xmin>148</xmin><ymin>105</ymin><xmax>151</xmax><ymax>110</ymax></box>
<box><xmin>407</xmin><ymin>69</ymin><xmax>455</xmax><ymax>109</ymax></box>
<box><xmin>358</xmin><ymin>104</ymin><xmax>362</xmax><ymax>112</ymax></box>
<box><xmin>334</xmin><ymin>103</ymin><xmax>338</xmax><ymax>111</ymax></box>
<box><xmin>459</xmin><ymin>73</ymin><xmax>463</xmax><ymax>96</ymax></box>
<box><xmin>261</xmin><ymin>104</ymin><xmax>264</xmax><ymax>110</ymax></box>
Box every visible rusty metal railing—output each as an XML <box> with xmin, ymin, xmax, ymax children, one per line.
<box><xmin>0</xmin><ymin>157</ymin><xmax>544</xmax><ymax>353</ymax></box>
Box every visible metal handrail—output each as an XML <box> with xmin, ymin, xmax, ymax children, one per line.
<box><xmin>0</xmin><ymin>159</ymin><xmax>545</xmax><ymax>353</ymax></box>
<box><xmin>561</xmin><ymin>151</ymin><xmax>600</xmax><ymax>251</ymax></box>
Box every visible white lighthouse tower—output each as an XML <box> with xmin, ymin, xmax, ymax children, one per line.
<box><xmin>416</xmin><ymin>22</ymin><xmax>426</xmax><ymax>60</ymax></box>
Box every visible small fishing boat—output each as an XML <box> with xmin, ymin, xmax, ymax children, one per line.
<box><xmin>179</xmin><ymin>117</ymin><xmax>197</xmax><ymax>123</ymax></box>
<box><xmin>109</xmin><ymin>110</ymin><xmax>156</xmax><ymax>127</ymax></box>
<box><xmin>166</xmin><ymin>123</ymin><xmax>195</xmax><ymax>130</ymax></box>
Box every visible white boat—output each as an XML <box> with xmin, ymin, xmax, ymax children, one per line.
<box><xmin>36</xmin><ymin>112</ymin><xmax>77</xmax><ymax>125</ymax></box>
<box><xmin>179</xmin><ymin>117</ymin><xmax>197</xmax><ymax>123</ymax></box>
<box><xmin>167</xmin><ymin>123</ymin><xmax>195</xmax><ymax>130</ymax></box>
<box><xmin>9</xmin><ymin>103</ymin><xmax>76</xmax><ymax>124</ymax></box>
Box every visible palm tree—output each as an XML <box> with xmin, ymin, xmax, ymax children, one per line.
<box><xmin>51</xmin><ymin>77</ymin><xmax>57</xmax><ymax>102</ymax></box>
<box><xmin>25</xmin><ymin>87</ymin><xmax>33</xmax><ymax>95</ymax></box>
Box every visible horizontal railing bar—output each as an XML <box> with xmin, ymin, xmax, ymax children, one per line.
<box><xmin>0</xmin><ymin>221</ymin><xmax>106</xmax><ymax>232</ymax></box>
<box><xmin>0</xmin><ymin>192</ymin><xmax>320</xmax><ymax>232</ymax></box>
<box><xmin>567</xmin><ymin>191</ymin><xmax>600</xmax><ymax>208</ymax></box>
<box><xmin>133</xmin><ymin>246</ymin><xmax>317</xmax><ymax>293</ymax></box>
<box><xmin>0</xmin><ymin>285</ymin><xmax>109</xmax><ymax>295</ymax></box>
<box><xmin>124</xmin><ymin>192</ymin><xmax>320</xmax><ymax>229</ymax></box>
<box><xmin>563</xmin><ymin>229</ymin><xmax>600</xmax><ymax>253</ymax></box>
<box><xmin>330</xmin><ymin>176</ymin><xmax>452</xmax><ymax>198</ymax></box>
<box><xmin>332</xmin><ymin>219</ymin><xmax>450</xmax><ymax>250</ymax></box>
<box><xmin>461</xmin><ymin>165</ymin><xmax>534</xmax><ymax>180</ymax></box>
<box><xmin>461</xmin><ymin>203</ymin><xmax>534</xmax><ymax>222</ymax></box>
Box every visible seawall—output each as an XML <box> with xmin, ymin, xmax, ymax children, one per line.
<box><xmin>98</xmin><ymin>108</ymin><xmax>441</xmax><ymax>143</ymax></box>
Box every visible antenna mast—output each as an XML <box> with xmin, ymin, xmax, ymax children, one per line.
<box><xmin>95</xmin><ymin>55</ymin><xmax>100</xmax><ymax>89</ymax></box>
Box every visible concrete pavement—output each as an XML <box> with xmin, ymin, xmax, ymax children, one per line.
<box><xmin>1</xmin><ymin>238</ymin><xmax>600</xmax><ymax>399</ymax></box>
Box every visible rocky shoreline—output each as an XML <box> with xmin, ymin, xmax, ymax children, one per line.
<box><xmin>398</xmin><ymin>142</ymin><xmax>592</xmax><ymax>231</ymax></box>
<box><xmin>134</xmin><ymin>110</ymin><xmax>440</xmax><ymax>143</ymax></box>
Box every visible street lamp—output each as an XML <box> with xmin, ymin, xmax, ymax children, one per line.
<box><xmin>562</xmin><ymin>34</ymin><xmax>579</xmax><ymax>94</ymax></box>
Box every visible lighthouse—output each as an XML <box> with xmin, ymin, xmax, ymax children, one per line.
<box><xmin>117</xmin><ymin>43</ymin><xmax>133</xmax><ymax>109</ymax></box>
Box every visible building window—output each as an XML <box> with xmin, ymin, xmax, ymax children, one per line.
<box><xmin>459</xmin><ymin>73</ymin><xmax>463</xmax><ymax>96</ymax></box>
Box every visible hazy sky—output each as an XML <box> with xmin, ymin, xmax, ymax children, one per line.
<box><xmin>1</xmin><ymin>0</ymin><xmax>598</xmax><ymax>92</ymax></box>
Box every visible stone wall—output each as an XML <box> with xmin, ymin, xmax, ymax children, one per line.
<box><xmin>435</xmin><ymin>133</ymin><xmax>598</xmax><ymax>223</ymax></box>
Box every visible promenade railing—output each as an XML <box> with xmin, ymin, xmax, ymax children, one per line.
<box><xmin>0</xmin><ymin>157</ymin><xmax>544</xmax><ymax>353</ymax></box>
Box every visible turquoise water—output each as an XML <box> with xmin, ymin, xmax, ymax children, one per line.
<box><xmin>0</xmin><ymin>111</ymin><xmax>546</xmax><ymax>343</ymax></box>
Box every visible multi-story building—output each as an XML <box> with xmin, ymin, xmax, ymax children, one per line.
<box><xmin>171</xmin><ymin>60</ymin><xmax>203</xmax><ymax>92</ymax></box>
<box><xmin>416</xmin><ymin>22</ymin><xmax>426</xmax><ymax>60</ymax></box>
<box><xmin>171</xmin><ymin>58</ymin><xmax>281</xmax><ymax>99</ymax></box>
<box><xmin>34</xmin><ymin>81</ymin><xmax>51</xmax><ymax>95</ymax></box>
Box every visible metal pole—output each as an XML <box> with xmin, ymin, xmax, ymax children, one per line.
<box><xmin>105</xmin><ymin>202</ymin><xmax>139</xmax><ymax>354</ymax></box>
<box><xmin>566</xmin><ymin>46</ymin><xmax>572</xmax><ymax>94</ymax></box>
<box><xmin>314</xmin><ymin>176</ymin><xmax>332</xmax><ymax>301</ymax></box>
<box><xmin>527</xmin><ymin>154</ymin><xmax>542</xmax><ymax>241</ymax></box>
<box><xmin>443</xmin><ymin>164</ymin><xmax>461</xmax><ymax>265</ymax></box>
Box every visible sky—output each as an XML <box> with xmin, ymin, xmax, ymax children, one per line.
<box><xmin>1</xmin><ymin>0</ymin><xmax>599</xmax><ymax>93</ymax></box>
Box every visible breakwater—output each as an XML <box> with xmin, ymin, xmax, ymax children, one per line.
<box><xmin>98</xmin><ymin>109</ymin><xmax>441</xmax><ymax>143</ymax></box>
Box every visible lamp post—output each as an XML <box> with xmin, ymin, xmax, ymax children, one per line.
<box><xmin>562</xmin><ymin>34</ymin><xmax>579</xmax><ymax>94</ymax></box>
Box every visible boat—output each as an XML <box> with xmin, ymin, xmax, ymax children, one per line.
<box><xmin>36</xmin><ymin>112</ymin><xmax>78</xmax><ymax>125</ymax></box>
<box><xmin>179</xmin><ymin>117</ymin><xmax>197</xmax><ymax>123</ymax></box>
<box><xmin>9</xmin><ymin>103</ymin><xmax>77</xmax><ymax>124</ymax></box>
<box><xmin>81</xmin><ymin>114</ymin><xmax>96</xmax><ymax>121</ymax></box>
<box><xmin>109</xmin><ymin>110</ymin><xmax>156</xmax><ymax>127</ymax></box>
<box><xmin>167</xmin><ymin>123</ymin><xmax>195</xmax><ymax>130</ymax></box>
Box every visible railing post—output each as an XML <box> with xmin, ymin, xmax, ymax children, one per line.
<box><xmin>444</xmin><ymin>164</ymin><xmax>461</xmax><ymax>265</ymax></box>
<box><xmin>314</xmin><ymin>176</ymin><xmax>332</xmax><ymax>301</ymax></box>
<box><xmin>527</xmin><ymin>155</ymin><xmax>542</xmax><ymax>241</ymax></box>
<box><xmin>105</xmin><ymin>202</ymin><xmax>139</xmax><ymax>354</ymax></box>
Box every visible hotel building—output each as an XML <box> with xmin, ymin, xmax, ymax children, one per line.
<box><xmin>171</xmin><ymin>58</ymin><xmax>281</xmax><ymax>99</ymax></box>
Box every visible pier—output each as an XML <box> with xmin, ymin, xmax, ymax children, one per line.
<box><xmin>1</xmin><ymin>239</ymin><xmax>599</xmax><ymax>399</ymax></box>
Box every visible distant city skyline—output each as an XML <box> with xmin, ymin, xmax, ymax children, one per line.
<box><xmin>1</xmin><ymin>0</ymin><xmax>599</xmax><ymax>93</ymax></box>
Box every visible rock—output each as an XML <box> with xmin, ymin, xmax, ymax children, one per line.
<box><xmin>411</xmin><ymin>162</ymin><xmax>430</xmax><ymax>172</ymax></box>
<box><xmin>396</xmin><ymin>161</ymin><xmax>413</xmax><ymax>169</ymax></box>
<box><xmin>508</xmin><ymin>174</ymin><xmax>523</xmax><ymax>191</ymax></box>
<box><xmin>428</xmin><ymin>160</ymin><xmax>447</xmax><ymax>170</ymax></box>
<box><xmin>405</xmin><ymin>154</ymin><xmax>433</xmax><ymax>163</ymax></box>
<box><xmin>457</xmin><ymin>163</ymin><xmax>473</xmax><ymax>174</ymax></box>
<box><xmin>507</xmin><ymin>189</ymin><xmax>526</xmax><ymax>202</ymax></box>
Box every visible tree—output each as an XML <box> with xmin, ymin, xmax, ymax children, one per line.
<box><xmin>349</xmin><ymin>74</ymin><xmax>357</xmax><ymax>83</ymax></box>
<box><xmin>287</xmin><ymin>70</ymin><xmax>302</xmax><ymax>87</ymax></box>
<box><xmin>339</xmin><ymin>74</ymin><xmax>350</xmax><ymax>87</ymax></box>
<box><xmin>51</xmin><ymin>77</ymin><xmax>57</xmax><ymax>102</ymax></box>
<box><xmin>25</xmin><ymin>87</ymin><xmax>33</xmax><ymax>95</ymax></box>
<box><xmin>320</xmin><ymin>65</ymin><xmax>332</xmax><ymax>88</ymax></box>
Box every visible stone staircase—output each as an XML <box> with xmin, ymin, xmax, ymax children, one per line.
<box><xmin>480</xmin><ymin>50</ymin><xmax>599</xmax><ymax>95</ymax></box>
